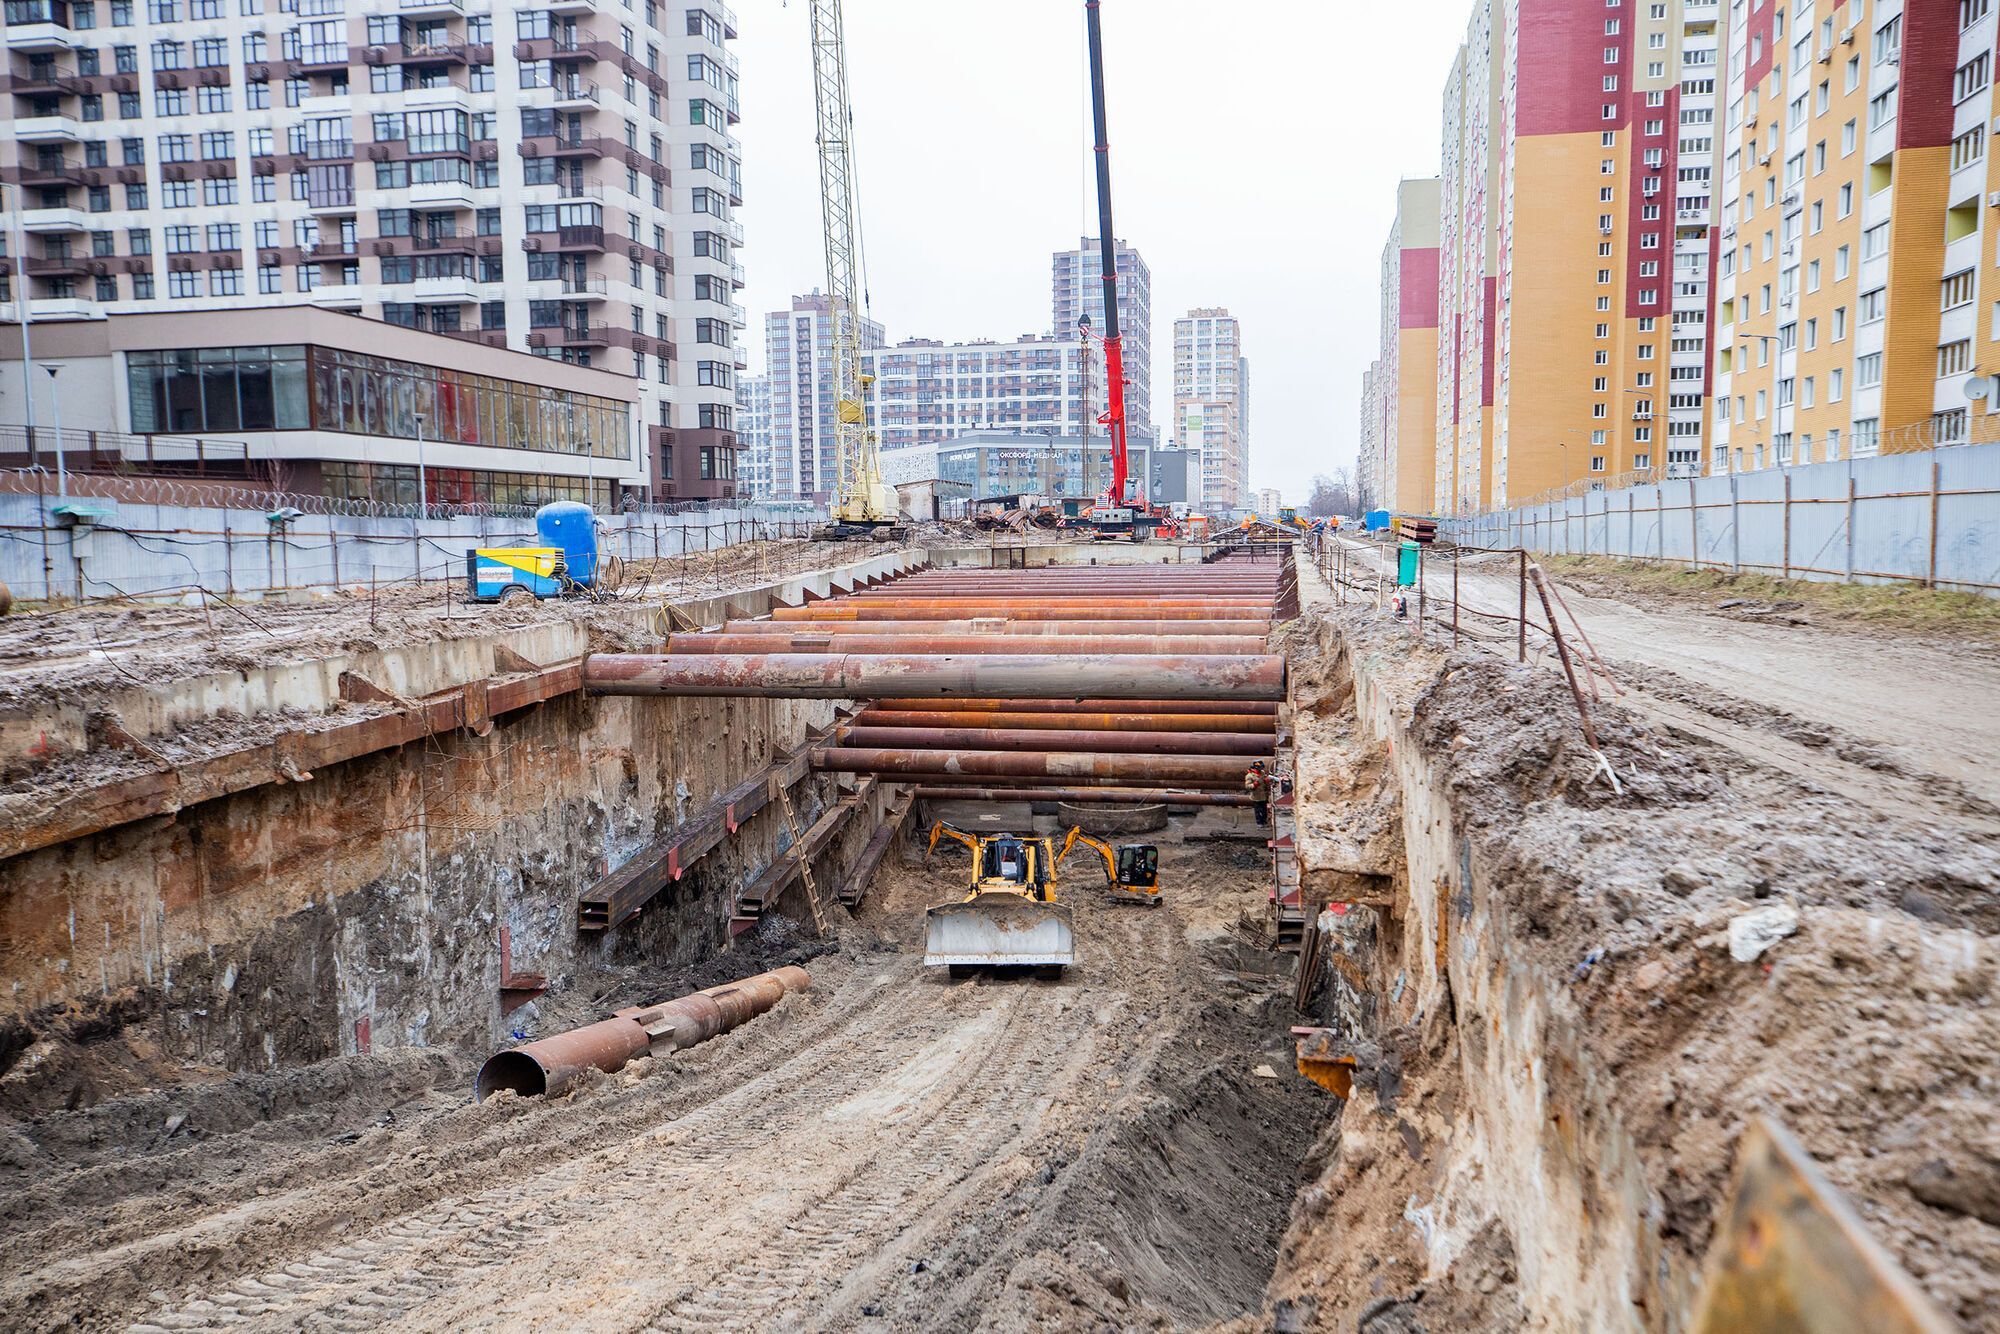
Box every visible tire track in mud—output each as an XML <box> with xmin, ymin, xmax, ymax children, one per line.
<box><xmin>639</xmin><ymin>981</ymin><xmax>1096</xmax><ymax>1333</ymax></box>
<box><xmin>119</xmin><ymin>959</ymin><xmax>965</xmax><ymax>1333</ymax></box>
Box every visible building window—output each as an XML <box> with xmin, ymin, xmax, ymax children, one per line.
<box><xmin>1939</xmin><ymin>340</ymin><xmax>1973</xmax><ymax>376</ymax></box>
<box><xmin>1856</xmin><ymin>352</ymin><xmax>1883</xmax><ymax>387</ymax></box>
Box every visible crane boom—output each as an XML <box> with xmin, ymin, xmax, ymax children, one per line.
<box><xmin>807</xmin><ymin>0</ymin><xmax>897</xmax><ymax>527</ymax></box>
<box><xmin>1085</xmin><ymin>0</ymin><xmax>1130</xmax><ymax>511</ymax></box>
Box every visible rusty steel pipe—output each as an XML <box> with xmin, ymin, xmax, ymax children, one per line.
<box><xmin>908</xmin><ymin>771</ymin><xmax>1244</xmax><ymax>791</ymax></box>
<box><xmin>665</xmin><ymin>633</ymin><xmax>1269</xmax><ymax>657</ymax></box>
<box><xmin>840</xmin><ymin>724</ymin><xmax>1274</xmax><ymax>757</ymax></box>
<box><xmin>584</xmin><ymin>653</ymin><xmax>1288</xmax><ymax>701</ymax></box>
<box><xmin>842</xmin><ymin>596</ymin><xmax>1273</xmax><ymax>607</ymax></box>
<box><xmin>474</xmin><ymin>966</ymin><xmax>811</xmax><ymax>1101</ymax></box>
<box><xmin>855</xmin><ymin>708</ymin><xmax>1279</xmax><ymax>734</ymax></box>
<box><xmin>811</xmin><ymin>746</ymin><xmax>1252</xmax><ymax>783</ymax></box>
<box><xmin>869</xmin><ymin>697</ymin><xmax>1281</xmax><ymax>716</ymax></box>
<box><xmin>913</xmin><ymin>785</ymin><xmax>1257</xmax><ymax>806</ymax></box>
<box><xmin>773</xmin><ymin>605</ymin><xmax>1271</xmax><ymax>622</ymax></box>
<box><xmin>717</xmin><ymin>619</ymin><xmax>1270</xmax><ymax>638</ymax></box>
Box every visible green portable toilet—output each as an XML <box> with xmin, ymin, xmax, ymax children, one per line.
<box><xmin>1397</xmin><ymin>541</ymin><xmax>1419</xmax><ymax>587</ymax></box>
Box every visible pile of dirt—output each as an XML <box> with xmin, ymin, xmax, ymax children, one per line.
<box><xmin>1264</xmin><ymin>604</ymin><xmax>2000</xmax><ymax>1328</ymax></box>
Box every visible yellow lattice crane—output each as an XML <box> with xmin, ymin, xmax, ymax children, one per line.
<box><xmin>806</xmin><ymin>0</ymin><xmax>902</xmax><ymax>537</ymax></box>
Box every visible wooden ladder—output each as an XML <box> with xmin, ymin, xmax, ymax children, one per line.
<box><xmin>775</xmin><ymin>782</ymin><xmax>830</xmax><ymax>936</ymax></box>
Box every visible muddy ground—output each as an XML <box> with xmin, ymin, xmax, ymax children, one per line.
<box><xmin>1262</xmin><ymin>582</ymin><xmax>2000</xmax><ymax>1331</ymax></box>
<box><xmin>0</xmin><ymin>833</ymin><xmax>1330</xmax><ymax>1332</ymax></box>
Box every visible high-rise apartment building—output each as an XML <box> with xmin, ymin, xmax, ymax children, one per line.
<box><xmin>0</xmin><ymin>0</ymin><xmax>746</xmax><ymax>500</ymax></box>
<box><xmin>760</xmin><ymin>291</ymin><xmax>882</xmax><ymax>501</ymax></box>
<box><xmin>1711</xmin><ymin>0</ymin><xmax>1996</xmax><ymax>471</ymax></box>
<box><xmin>1051</xmin><ymin>236</ymin><xmax>1152</xmax><ymax>434</ymax></box>
<box><xmin>1372</xmin><ymin>179</ymin><xmax>1440</xmax><ymax>515</ymax></box>
<box><xmin>1359</xmin><ymin>359</ymin><xmax>1386</xmax><ymax>511</ymax></box>
<box><xmin>1374</xmin><ymin>0</ymin><xmax>1725</xmax><ymax>511</ymax></box>
<box><xmin>863</xmin><ymin>334</ymin><xmax>1092</xmax><ymax>454</ymax></box>
<box><xmin>735</xmin><ymin>368</ymin><xmax>770</xmax><ymax>495</ymax></box>
<box><xmin>1172</xmin><ymin>306</ymin><xmax>1249</xmax><ymax>509</ymax></box>
<box><xmin>1434</xmin><ymin>12</ymin><xmax>1502</xmax><ymax>514</ymax></box>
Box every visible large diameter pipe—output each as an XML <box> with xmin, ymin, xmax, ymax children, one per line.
<box><xmin>666</xmin><ymin>633</ymin><xmax>1268</xmax><ymax>657</ymax></box>
<box><xmin>774</xmin><ymin>605</ymin><xmax>1271</xmax><ymax>623</ymax></box>
<box><xmin>841</xmin><ymin>596</ymin><xmax>1272</xmax><ymax>609</ymax></box>
<box><xmin>913</xmin><ymin>785</ymin><xmax>1256</xmax><ymax>807</ymax></box>
<box><xmin>475</xmin><ymin>966</ymin><xmax>811</xmax><ymax>1101</ymax></box>
<box><xmin>812</xmin><ymin>746</ymin><xmax>1252</xmax><ymax>783</ymax></box>
<box><xmin>870</xmin><ymin>697</ymin><xmax>1281</xmax><ymax>716</ymax></box>
<box><xmin>585</xmin><ymin>653</ymin><xmax>1286</xmax><ymax>701</ymax></box>
<box><xmin>856</xmin><ymin>708</ymin><xmax>1278</xmax><ymax>734</ymax></box>
<box><xmin>719</xmin><ymin>619</ymin><xmax>1269</xmax><ymax>638</ymax></box>
<box><xmin>910</xmin><ymin>771</ymin><xmax>1243</xmax><ymax>792</ymax></box>
<box><xmin>840</xmin><ymin>725</ymin><xmax>1274</xmax><ymax>757</ymax></box>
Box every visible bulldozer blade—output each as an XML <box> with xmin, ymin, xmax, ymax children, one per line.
<box><xmin>925</xmin><ymin>893</ymin><xmax>1076</xmax><ymax>969</ymax></box>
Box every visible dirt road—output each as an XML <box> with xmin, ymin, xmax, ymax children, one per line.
<box><xmin>1321</xmin><ymin>537</ymin><xmax>2000</xmax><ymax>821</ymax></box>
<box><xmin>0</xmin><ymin>840</ymin><xmax>1319</xmax><ymax>1332</ymax></box>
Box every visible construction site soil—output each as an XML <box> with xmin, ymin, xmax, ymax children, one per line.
<box><xmin>1261</xmin><ymin>592</ymin><xmax>2000</xmax><ymax>1331</ymax></box>
<box><xmin>0</xmin><ymin>836</ymin><xmax>1327</xmax><ymax>1332</ymax></box>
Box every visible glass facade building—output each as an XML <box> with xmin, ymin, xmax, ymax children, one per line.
<box><xmin>128</xmin><ymin>344</ymin><xmax>631</xmax><ymax>461</ymax></box>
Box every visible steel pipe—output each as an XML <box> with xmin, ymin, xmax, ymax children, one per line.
<box><xmin>774</xmin><ymin>605</ymin><xmax>1271</xmax><ymax>622</ymax></box>
<box><xmin>913</xmin><ymin>785</ymin><xmax>1256</xmax><ymax>806</ymax></box>
<box><xmin>855</xmin><ymin>708</ymin><xmax>1278</xmax><ymax>734</ymax></box>
<box><xmin>812</xmin><ymin>746</ymin><xmax>1253</xmax><ymax>783</ymax></box>
<box><xmin>908</xmin><ymin>771</ymin><xmax>1243</xmax><ymax>792</ymax></box>
<box><xmin>474</xmin><ymin>965</ymin><xmax>811</xmax><ymax>1101</ymax></box>
<box><xmin>840</xmin><ymin>725</ymin><xmax>1274</xmax><ymax>756</ymax></box>
<box><xmin>718</xmin><ymin>619</ymin><xmax>1270</xmax><ymax>638</ymax></box>
<box><xmin>584</xmin><ymin>653</ymin><xmax>1288</xmax><ymax>701</ymax></box>
<box><xmin>665</xmin><ymin>633</ymin><xmax>1268</xmax><ymax>657</ymax></box>
<box><xmin>870</xmin><ymin>697</ymin><xmax>1280</xmax><ymax>716</ymax></box>
<box><xmin>841</xmin><ymin>596</ymin><xmax>1273</xmax><ymax>608</ymax></box>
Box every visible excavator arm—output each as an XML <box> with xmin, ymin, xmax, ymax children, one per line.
<box><xmin>926</xmin><ymin>821</ymin><xmax>981</xmax><ymax>865</ymax></box>
<box><xmin>1054</xmin><ymin>826</ymin><xmax>1119</xmax><ymax>887</ymax></box>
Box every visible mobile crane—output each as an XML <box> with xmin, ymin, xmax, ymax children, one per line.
<box><xmin>805</xmin><ymin>0</ymin><xmax>904</xmax><ymax>540</ymax></box>
<box><xmin>1078</xmin><ymin>0</ymin><xmax>1165</xmax><ymax>542</ymax></box>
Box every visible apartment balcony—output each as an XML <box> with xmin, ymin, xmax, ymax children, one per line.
<box><xmin>294</xmin><ymin>45</ymin><xmax>353</xmax><ymax>73</ymax></box>
<box><xmin>307</xmin><ymin>239</ymin><xmax>360</xmax><ymax>261</ymax></box>
<box><xmin>560</xmin><ymin>274</ymin><xmax>608</xmax><ymax>298</ymax></box>
<box><xmin>513</xmin><ymin>35</ymin><xmax>597</xmax><ymax>63</ymax></box>
<box><xmin>528</xmin><ymin>323</ymin><xmax>608</xmax><ymax>348</ymax></box>
<box><xmin>552</xmin><ymin>223</ymin><xmax>605</xmax><ymax>251</ymax></box>
<box><xmin>307</xmin><ymin>287</ymin><xmax>367</xmax><ymax>310</ymax></box>
<box><xmin>409</xmin><ymin>274</ymin><xmax>480</xmax><ymax>303</ymax></box>
<box><xmin>519</xmin><ymin>134</ymin><xmax>610</xmax><ymax>162</ymax></box>
<box><xmin>5</xmin><ymin>5</ymin><xmax>76</xmax><ymax>51</ymax></box>
<box><xmin>400</xmin><ymin>81</ymin><xmax>470</xmax><ymax>110</ymax></box>
<box><xmin>398</xmin><ymin>0</ymin><xmax>462</xmax><ymax>12</ymax></box>
<box><xmin>384</xmin><ymin>39</ymin><xmax>467</xmax><ymax>66</ymax></box>
<box><xmin>549</xmin><ymin>79</ymin><xmax>598</xmax><ymax>107</ymax></box>
<box><xmin>546</xmin><ymin>0</ymin><xmax>599</xmax><ymax>13</ymax></box>
<box><xmin>4</xmin><ymin>67</ymin><xmax>83</xmax><ymax>96</ymax></box>
<box><xmin>409</xmin><ymin>178</ymin><xmax>477</xmax><ymax>208</ymax></box>
<box><xmin>19</xmin><ymin>205</ymin><xmax>85</xmax><ymax>232</ymax></box>
<box><xmin>13</xmin><ymin>113</ymin><xmax>79</xmax><ymax>141</ymax></box>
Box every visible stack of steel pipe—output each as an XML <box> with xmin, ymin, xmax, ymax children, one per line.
<box><xmin>581</xmin><ymin>558</ymin><xmax>1290</xmax><ymax>803</ymax></box>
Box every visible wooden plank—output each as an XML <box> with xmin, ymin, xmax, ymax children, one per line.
<box><xmin>839</xmin><ymin>788</ymin><xmax>910</xmax><ymax>907</ymax></box>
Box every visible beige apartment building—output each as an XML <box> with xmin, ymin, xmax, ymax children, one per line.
<box><xmin>1173</xmin><ymin>306</ymin><xmax>1248</xmax><ymax>510</ymax></box>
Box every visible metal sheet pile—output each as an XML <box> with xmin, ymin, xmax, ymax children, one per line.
<box><xmin>585</xmin><ymin>553</ymin><xmax>1291</xmax><ymax>806</ymax></box>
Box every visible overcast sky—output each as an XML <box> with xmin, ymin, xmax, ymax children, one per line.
<box><xmin>733</xmin><ymin>0</ymin><xmax>1469</xmax><ymax>503</ymax></box>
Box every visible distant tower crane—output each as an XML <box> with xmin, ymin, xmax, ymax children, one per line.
<box><xmin>806</xmin><ymin>0</ymin><xmax>902</xmax><ymax>537</ymax></box>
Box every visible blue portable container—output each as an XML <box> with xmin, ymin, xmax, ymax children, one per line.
<box><xmin>1363</xmin><ymin>509</ymin><xmax>1391</xmax><ymax>532</ymax></box>
<box><xmin>535</xmin><ymin>501</ymin><xmax>599</xmax><ymax>588</ymax></box>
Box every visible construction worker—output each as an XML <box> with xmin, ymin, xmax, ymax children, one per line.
<box><xmin>1244</xmin><ymin>760</ymin><xmax>1271</xmax><ymax>826</ymax></box>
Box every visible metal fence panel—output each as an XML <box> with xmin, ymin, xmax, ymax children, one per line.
<box><xmin>1442</xmin><ymin>442</ymin><xmax>2000</xmax><ymax>596</ymax></box>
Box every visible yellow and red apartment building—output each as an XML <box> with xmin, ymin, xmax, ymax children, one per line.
<box><xmin>1713</xmin><ymin>0</ymin><xmax>1998</xmax><ymax>469</ymax></box>
<box><xmin>1371</xmin><ymin>0</ymin><xmax>2000</xmax><ymax>514</ymax></box>
<box><xmin>1364</xmin><ymin>179</ymin><xmax>1441</xmax><ymax>516</ymax></box>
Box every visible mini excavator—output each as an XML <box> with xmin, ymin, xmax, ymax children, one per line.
<box><xmin>921</xmin><ymin>822</ymin><xmax>1161</xmax><ymax>977</ymax></box>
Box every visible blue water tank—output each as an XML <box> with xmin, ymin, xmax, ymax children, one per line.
<box><xmin>535</xmin><ymin>501</ymin><xmax>598</xmax><ymax>587</ymax></box>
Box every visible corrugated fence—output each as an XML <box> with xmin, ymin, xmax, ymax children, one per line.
<box><xmin>1442</xmin><ymin>444</ymin><xmax>2000</xmax><ymax>596</ymax></box>
<box><xmin>0</xmin><ymin>495</ymin><xmax>831</xmax><ymax>603</ymax></box>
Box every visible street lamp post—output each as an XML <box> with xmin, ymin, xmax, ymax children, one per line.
<box><xmin>43</xmin><ymin>364</ymin><xmax>66</xmax><ymax>497</ymax></box>
<box><xmin>413</xmin><ymin>410</ymin><xmax>428</xmax><ymax>517</ymax></box>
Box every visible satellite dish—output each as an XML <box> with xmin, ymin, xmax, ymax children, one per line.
<box><xmin>1965</xmin><ymin>374</ymin><xmax>1994</xmax><ymax>402</ymax></box>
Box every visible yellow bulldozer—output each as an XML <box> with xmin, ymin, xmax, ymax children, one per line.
<box><xmin>922</xmin><ymin>822</ymin><xmax>1161</xmax><ymax>977</ymax></box>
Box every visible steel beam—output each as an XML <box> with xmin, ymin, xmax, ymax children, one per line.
<box><xmin>584</xmin><ymin>652</ymin><xmax>1287</xmax><ymax>701</ymax></box>
<box><xmin>869</xmin><ymin>697</ymin><xmax>1280</xmax><ymax>715</ymax></box>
